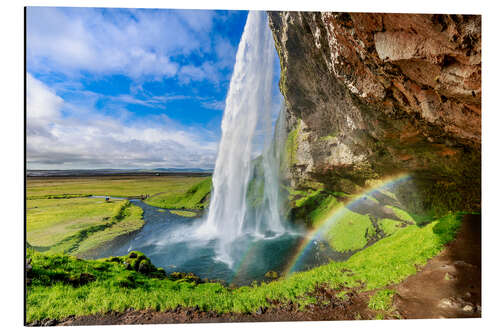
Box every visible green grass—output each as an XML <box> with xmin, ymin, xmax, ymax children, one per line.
<box><xmin>324</xmin><ymin>210</ymin><xmax>375</xmax><ymax>252</ymax></box>
<box><xmin>368</xmin><ymin>289</ymin><xmax>396</xmax><ymax>311</ymax></box>
<box><xmin>27</xmin><ymin>194</ymin><xmax>92</xmax><ymax>200</ymax></box>
<box><xmin>27</xmin><ymin>176</ymin><xmax>208</xmax><ymax>198</ymax></box>
<box><xmin>378</xmin><ymin>218</ymin><xmax>401</xmax><ymax>236</ymax></box>
<box><xmin>28</xmin><ymin>200</ymin><xmax>144</xmax><ymax>256</ymax></box>
<box><xmin>74</xmin><ymin>203</ymin><xmax>144</xmax><ymax>255</ymax></box>
<box><xmin>27</xmin><ymin>197</ymin><xmax>128</xmax><ymax>249</ymax></box>
<box><xmin>169</xmin><ymin>210</ymin><xmax>197</xmax><ymax>218</ymax></box>
<box><xmin>285</xmin><ymin>122</ymin><xmax>300</xmax><ymax>167</ymax></box>
<box><xmin>27</xmin><ymin>175</ymin><xmax>210</xmax><ymax>255</ymax></box>
<box><xmin>145</xmin><ymin>178</ymin><xmax>212</xmax><ymax>209</ymax></box>
<box><xmin>26</xmin><ymin>212</ymin><xmax>467</xmax><ymax>323</ymax></box>
<box><xmin>304</xmin><ymin>193</ymin><xmax>374</xmax><ymax>252</ymax></box>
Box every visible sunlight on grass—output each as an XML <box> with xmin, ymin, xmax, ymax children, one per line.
<box><xmin>145</xmin><ymin>178</ymin><xmax>212</xmax><ymax>209</ymax></box>
<box><xmin>26</xmin><ymin>212</ymin><xmax>466</xmax><ymax>322</ymax></box>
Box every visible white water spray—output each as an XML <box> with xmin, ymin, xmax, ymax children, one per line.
<box><xmin>198</xmin><ymin>11</ymin><xmax>286</xmax><ymax>267</ymax></box>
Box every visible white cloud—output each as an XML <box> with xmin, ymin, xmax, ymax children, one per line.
<box><xmin>26</xmin><ymin>73</ymin><xmax>63</xmax><ymax>139</ymax></box>
<box><xmin>26</xmin><ymin>73</ymin><xmax>218</xmax><ymax>169</ymax></box>
<box><xmin>201</xmin><ymin>100</ymin><xmax>226</xmax><ymax>111</ymax></box>
<box><xmin>26</xmin><ymin>7</ymin><xmax>219</xmax><ymax>79</ymax></box>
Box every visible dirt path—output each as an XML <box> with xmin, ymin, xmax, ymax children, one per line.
<box><xmin>392</xmin><ymin>213</ymin><xmax>481</xmax><ymax>319</ymax></box>
<box><xmin>49</xmin><ymin>214</ymin><xmax>481</xmax><ymax>326</ymax></box>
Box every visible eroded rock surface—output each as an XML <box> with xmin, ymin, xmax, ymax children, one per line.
<box><xmin>268</xmin><ymin>12</ymin><xmax>481</xmax><ymax>212</ymax></box>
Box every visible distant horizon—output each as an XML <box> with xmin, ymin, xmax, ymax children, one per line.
<box><xmin>26</xmin><ymin>167</ymin><xmax>214</xmax><ymax>171</ymax></box>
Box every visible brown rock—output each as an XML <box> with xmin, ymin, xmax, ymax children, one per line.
<box><xmin>268</xmin><ymin>12</ymin><xmax>480</xmax><ymax>212</ymax></box>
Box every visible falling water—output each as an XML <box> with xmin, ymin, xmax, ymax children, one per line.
<box><xmin>198</xmin><ymin>11</ymin><xmax>286</xmax><ymax>267</ymax></box>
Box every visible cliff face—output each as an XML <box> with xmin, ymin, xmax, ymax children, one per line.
<box><xmin>268</xmin><ymin>12</ymin><xmax>481</xmax><ymax>212</ymax></box>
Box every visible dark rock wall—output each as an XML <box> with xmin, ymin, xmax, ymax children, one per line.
<box><xmin>268</xmin><ymin>12</ymin><xmax>481</xmax><ymax>212</ymax></box>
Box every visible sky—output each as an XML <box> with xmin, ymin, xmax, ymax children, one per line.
<box><xmin>26</xmin><ymin>7</ymin><xmax>281</xmax><ymax>170</ymax></box>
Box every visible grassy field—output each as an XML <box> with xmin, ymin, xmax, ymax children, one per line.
<box><xmin>26</xmin><ymin>175</ymin><xmax>211</xmax><ymax>256</ymax></box>
<box><xmin>27</xmin><ymin>198</ymin><xmax>143</xmax><ymax>256</ymax></box>
<box><xmin>27</xmin><ymin>175</ymin><xmax>209</xmax><ymax>199</ymax></box>
<box><xmin>145</xmin><ymin>177</ymin><xmax>212</xmax><ymax>209</ymax></box>
<box><xmin>26</xmin><ymin>212</ymin><xmax>466</xmax><ymax>322</ymax></box>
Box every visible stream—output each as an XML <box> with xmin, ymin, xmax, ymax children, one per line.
<box><xmin>87</xmin><ymin>198</ymin><xmax>348</xmax><ymax>286</ymax></box>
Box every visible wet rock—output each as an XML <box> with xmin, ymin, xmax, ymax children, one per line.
<box><xmin>138</xmin><ymin>260</ymin><xmax>152</xmax><ymax>273</ymax></box>
<box><xmin>462</xmin><ymin>304</ymin><xmax>474</xmax><ymax>312</ymax></box>
<box><xmin>256</xmin><ymin>306</ymin><xmax>267</xmax><ymax>315</ymax></box>
<box><xmin>454</xmin><ymin>260</ymin><xmax>477</xmax><ymax>269</ymax></box>
<box><xmin>265</xmin><ymin>271</ymin><xmax>279</xmax><ymax>279</ymax></box>
<box><xmin>444</xmin><ymin>272</ymin><xmax>457</xmax><ymax>281</ymax></box>
<box><xmin>41</xmin><ymin>318</ymin><xmax>58</xmax><ymax>326</ymax></box>
<box><xmin>438</xmin><ymin>297</ymin><xmax>461</xmax><ymax>309</ymax></box>
<box><xmin>26</xmin><ymin>258</ymin><xmax>33</xmax><ymax>277</ymax></box>
<box><xmin>69</xmin><ymin>272</ymin><xmax>96</xmax><ymax>287</ymax></box>
<box><xmin>268</xmin><ymin>12</ymin><xmax>481</xmax><ymax>212</ymax></box>
<box><xmin>168</xmin><ymin>272</ymin><xmax>202</xmax><ymax>284</ymax></box>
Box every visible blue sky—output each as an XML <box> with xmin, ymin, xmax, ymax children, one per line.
<box><xmin>26</xmin><ymin>7</ymin><xmax>281</xmax><ymax>169</ymax></box>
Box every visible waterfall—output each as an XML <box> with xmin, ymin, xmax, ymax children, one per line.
<box><xmin>197</xmin><ymin>11</ymin><xmax>286</xmax><ymax>267</ymax></box>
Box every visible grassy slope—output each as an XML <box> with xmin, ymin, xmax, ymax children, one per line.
<box><xmin>27</xmin><ymin>176</ymin><xmax>211</xmax><ymax>255</ymax></box>
<box><xmin>27</xmin><ymin>199</ymin><xmax>144</xmax><ymax>256</ymax></box>
<box><xmin>27</xmin><ymin>176</ymin><xmax>208</xmax><ymax>198</ymax></box>
<box><xmin>27</xmin><ymin>198</ymin><xmax>126</xmax><ymax>248</ymax></box>
<box><xmin>298</xmin><ymin>191</ymin><xmax>409</xmax><ymax>253</ymax></box>
<box><xmin>145</xmin><ymin>178</ymin><xmax>212</xmax><ymax>209</ymax></box>
<box><xmin>26</xmin><ymin>213</ymin><xmax>465</xmax><ymax>322</ymax></box>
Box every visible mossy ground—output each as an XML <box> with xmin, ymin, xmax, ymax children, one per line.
<box><xmin>289</xmin><ymin>186</ymin><xmax>416</xmax><ymax>252</ymax></box>
<box><xmin>27</xmin><ymin>199</ymin><xmax>143</xmax><ymax>256</ymax></box>
<box><xmin>145</xmin><ymin>178</ymin><xmax>211</xmax><ymax>209</ymax></box>
<box><xmin>169</xmin><ymin>210</ymin><xmax>197</xmax><ymax>218</ymax></box>
<box><xmin>26</xmin><ymin>212</ymin><xmax>466</xmax><ymax>323</ymax></box>
<box><xmin>284</xmin><ymin>121</ymin><xmax>300</xmax><ymax>168</ymax></box>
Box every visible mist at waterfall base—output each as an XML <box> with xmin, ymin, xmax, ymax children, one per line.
<box><xmin>92</xmin><ymin>12</ymin><xmax>337</xmax><ymax>286</ymax></box>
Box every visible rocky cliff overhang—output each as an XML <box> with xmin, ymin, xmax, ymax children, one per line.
<box><xmin>268</xmin><ymin>12</ymin><xmax>481</xmax><ymax>211</ymax></box>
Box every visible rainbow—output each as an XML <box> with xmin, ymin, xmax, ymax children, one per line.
<box><xmin>282</xmin><ymin>172</ymin><xmax>412</xmax><ymax>276</ymax></box>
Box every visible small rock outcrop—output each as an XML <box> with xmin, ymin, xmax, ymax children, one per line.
<box><xmin>268</xmin><ymin>12</ymin><xmax>481</xmax><ymax>213</ymax></box>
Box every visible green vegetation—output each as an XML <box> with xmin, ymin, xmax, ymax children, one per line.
<box><xmin>319</xmin><ymin>130</ymin><xmax>339</xmax><ymax>141</ymax></box>
<box><xmin>169</xmin><ymin>210</ymin><xmax>197</xmax><ymax>218</ymax></box>
<box><xmin>145</xmin><ymin>178</ymin><xmax>212</xmax><ymax>209</ymax></box>
<box><xmin>27</xmin><ymin>176</ymin><xmax>211</xmax><ymax>256</ymax></box>
<box><xmin>325</xmin><ymin>210</ymin><xmax>375</xmax><ymax>252</ymax></box>
<box><xmin>292</xmin><ymin>191</ymin><xmax>375</xmax><ymax>252</ymax></box>
<box><xmin>26</xmin><ymin>212</ymin><xmax>467</xmax><ymax>323</ymax></box>
<box><xmin>368</xmin><ymin>289</ymin><xmax>396</xmax><ymax>311</ymax></box>
<box><xmin>27</xmin><ymin>199</ymin><xmax>144</xmax><ymax>256</ymax></box>
<box><xmin>285</xmin><ymin>121</ymin><xmax>300</xmax><ymax>167</ymax></box>
<box><xmin>378</xmin><ymin>218</ymin><xmax>401</xmax><ymax>236</ymax></box>
<box><xmin>287</xmin><ymin>183</ymin><xmax>462</xmax><ymax>255</ymax></box>
<box><xmin>28</xmin><ymin>197</ymin><xmax>129</xmax><ymax>249</ymax></box>
<box><xmin>27</xmin><ymin>194</ymin><xmax>92</xmax><ymax>200</ymax></box>
<box><xmin>27</xmin><ymin>176</ymin><xmax>208</xmax><ymax>198</ymax></box>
